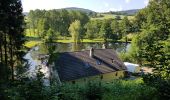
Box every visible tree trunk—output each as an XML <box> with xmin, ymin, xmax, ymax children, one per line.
<box><xmin>4</xmin><ymin>33</ymin><xmax>8</xmax><ymax>80</ymax></box>
<box><xmin>0</xmin><ymin>32</ymin><xmax>3</xmax><ymax>62</ymax></box>
<box><xmin>0</xmin><ymin>32</ymin><xmax>5</xmax><ymax>81</ymax></box>
<box><xmin>9</xmin><ymin>36</ymin><xmax>14</xmax><ymax>81</ymax></box>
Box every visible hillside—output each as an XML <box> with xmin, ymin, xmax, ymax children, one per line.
<box><xmin>116</xmin><ymin>9</ymin><xmax>140</xmax><ymax>15</ymax></box>
<box><xmin>63</xmin><ymin>7</ymin><xmax>140</xmax><ymax>15</ymax></box>
<box><xmin>23</xmin><ymin>8</ymin><xmax>139</xmax><ymax>17</ymax></box>
<box><xmin>63</xmin><ymin>7</ymin><xmax>95</xmax><ymax>13</ymax></box>
<box><xmin>91</xmin><ymin>13</ymin><xmax>134</xmax><ymax>20</ymax></box>
<box><xmin>23</xmin><ymin>7</ymin><xmax>95</xmax><ymax>16</ymax></box>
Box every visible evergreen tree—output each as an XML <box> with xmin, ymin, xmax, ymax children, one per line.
<box><xmin>0</xmin><ymin>0</ymin><xmax>25</xmax><ymax>82</ymax></box>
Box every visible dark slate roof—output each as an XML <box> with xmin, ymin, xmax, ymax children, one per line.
<box><xmin>56</xmin><ymin>49</ymin><xmax>127</xmax><ymax>81</ymax></box>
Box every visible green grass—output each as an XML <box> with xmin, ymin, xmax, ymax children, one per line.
<box><xmin>56</xmin><ymin>38</ymin><xmax>125</xmax><ymax>43</ymax></box>
<box><xmin>128</xmin><ymin>15</ymin><xmax>135</xmax><ymax>20</ymax></box>
<box><xmin>24</xmin><ymin>41</ymin><xmax>42</xmax><ymax>48</ymax></box>
<box><xmin>91</xmin><ymin>13</ymin><xmax>134</xmax><ymax>20</ymax></box>
<box><xmin>56</xmin><ymin>38</ymin><xmax>106</xmax><ymax>43</ymax></box>
<box><xmin>24</xmin><ymin>39</ymin><xmax>104</xmax><ymax>48</ymax></box>
<box><xmin>91</xmin><ymin>14</ymin><xmax>120</xmax><ymax>20</ymax></box>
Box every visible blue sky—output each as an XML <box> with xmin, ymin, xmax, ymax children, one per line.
<box><xmin>21</xmin><ymin>0</ymin><xmax>149</xmax><ymax>12</ymax></box>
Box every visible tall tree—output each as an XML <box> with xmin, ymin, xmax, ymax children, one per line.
<box><xmin>85</xmin><ymin>20</ymin><xmax>102</xmax><ymax>40</ymax></box>
<box><xmin>0</xmin><ymin>0</ymin><xmax>25</xmax><ymax>81</ymax></box>
<box><xmin>68</xmin><ymin>20</ymin><xmax>82</xmax><ymax>44</ymax></box>
<box><xmin>111</xmin><ymin>19</ymin><xmax>121</xmax><ymax>40</ymax></box>
<box><xmin>120</xmin><ymin>16</ymin><xmax>131</xmax><ymax>42</ymax></box>
<box><xmin>100</xmin><ymin>19</ymin><xmax>112</xmax><ymax>42</ymax></box>
<box><xmin>133</xmin><ymin>0</ymin><xmax>170</xmax><ymax>98</ymax></box>
<box><xmin>132</xmin><ymin>9</ymin><xmax>147</xmax><ymax>33</ymax></box>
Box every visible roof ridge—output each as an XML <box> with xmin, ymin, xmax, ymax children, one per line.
<box><xmin>61</xmin><ymin>48</ymin><xmax>114</xmax><ymax>53</ymax></box>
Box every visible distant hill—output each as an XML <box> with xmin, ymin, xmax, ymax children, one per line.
<box><xmin>23</xmin><ymin>7</ymin><xmax>95</xmax><ymax>16</ymax></box>
<box><xmin>63</xmin><ymin>8</ymin><xmax>140</xmax><ymax>15</ymax></box>
<box><xmin>23</xmin><ymin>8</ymin><xmax>140</xmax><ymax>16</ymax></box>
<box><xmin>23</xmin><ymin>12</ymin><xmax>28</xmax><ymax>16</ymax></box>
<box><xmin>63</xmin><ymin>7</ymin><xmax>95</xmax><ymax>13</ymax></box>
<box><xmin>116</xmin><ymin>9</ymin><xmax>140</xmax><ymax>15</ymax></box>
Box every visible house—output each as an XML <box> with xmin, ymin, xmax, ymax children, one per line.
<box><xmin>55</xmin><ymin>48</ymin><xmax>127</xmax><ymax>82</ymax></box>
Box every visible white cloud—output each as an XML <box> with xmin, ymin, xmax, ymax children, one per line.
<box><xmin>144</xmin><ymin>0</ymin><xmax>149</xmax><ymax>6</ymax></box>
<box><xmin>118</xmin><ymin>6</ymin><xmax>123</xmax><ymax>11</ymax></box>
<box><xmin>109</xmin><ymin>8</ymin><xmax>118</xmax><ymax>11</ymax></box>
<box><xmin>109</xmin><ymin>5</ymin><xmax>123</xmax><ymax>11</ymax></box>
<box><xmin>125</xmin><ymin>0</ymin><xmax>131</xmax><ymax>3</ymax></box>
<box><xmin>104</xmin><ymin>2</ymin><xmax>109</xmax><ymax>7</ymax></box>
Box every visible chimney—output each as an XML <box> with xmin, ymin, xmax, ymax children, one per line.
<box><xmin>102</xmin><ymin>43</ymin><xmax>106</xmax><ymax>49</ymax></box>
<box><xmin>90</xmin><ymin>48</ymin><xmax>94</xmax><ymax>57</ymax></box>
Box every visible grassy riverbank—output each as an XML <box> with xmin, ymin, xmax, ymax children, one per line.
<box><xmin>25</xmin><ymin>39</ymin><xmax>130</xmax><ymax>48</ymax></box>
<box><xmin>25</xmin><ymin>30</ymin><xmax>133</xmax><ymax>48</ymax></box>
<box><xmin>25</xmin><ymin>41</ymin><xmax>42</xmax><ymax>48</ymax></box>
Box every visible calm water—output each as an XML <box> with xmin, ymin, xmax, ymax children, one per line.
<box><xmin>34</xmin><ymin>42</ymin><xmax>131</xmax><ymax>55</ymax></box>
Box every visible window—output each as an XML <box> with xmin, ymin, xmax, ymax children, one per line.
<box><xmin>96</xmin><ymin>60</ymin><xmax>101</xmax><ymax>65</ymax></box>
<box><xmin>111</xmin><ymin>59</ymin><xmax>115</xmax><ymax>63</ymax></box>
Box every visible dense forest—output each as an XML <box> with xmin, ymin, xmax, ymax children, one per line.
<box><xmin>26</xmin><ymin>8</ymin><xmax>137</xmax><ymax>43</ymax></box>
<box><xmin>0</xmin><ymin>0</ymin><xmax>170</xmax><ymax>100</ymax></box>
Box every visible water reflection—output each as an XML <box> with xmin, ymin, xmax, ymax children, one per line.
<box><xmin>35</xmin><ymin>42</ymin><xmax>130</xmax><ymax>54</ymax></box>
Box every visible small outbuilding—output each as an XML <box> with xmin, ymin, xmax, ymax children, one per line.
<box><xmin>124</xmin><ymin>62</ymin><xmax>141</xmax><ymax>73</ymax></box>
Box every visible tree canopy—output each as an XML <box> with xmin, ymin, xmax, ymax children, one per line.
<box><xmin>0</xmin><ymin>0</ymin><xmax>25</xmax><ymax>82</ymax></box>
<box><xmin>131</xmin><ymin>0</ymin><xmax>170</xmax><ymax>98</ymax></box>
<box><xmin>69</xmin><ymin>20</ymin><xmax>82</xmax><ymax>44</ymax></box>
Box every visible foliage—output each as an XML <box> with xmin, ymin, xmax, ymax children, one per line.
<box><xmin>26</xmin><ymin>9</ymin><xmax>136</xmax><ymax>42</ymax></box>
<box><xmin>118</xmin><ymin>52</ymin><xmax>132</xmax><ymax>62</ymax></box>
<box><xmin>59</xmin><ymin>79</ymin><xmax>158</xmax><ymax>100</ymax></box>
<box><xmin>141</xmin><ymin>38</ymin><xmax>170</xmax><ymax>98</ymax></box>
<box><xmin>68</xmin><ymin>20</ymin><xmax>82</xmax><ymax>44</ymax></box>
<box><xmin>27</xmin><ymin>9</ymin><xmax>89</xmax><ymax>39</ymax></box>
<box><xmin>85</xmin><ymin>20</ymin><xmax>102</xmax><ymax>40</ymax></box>
<box><xmin>120</xmin><ymin>16</ymin><xmax>131</xmax><ymax>43</ymax></box>
<box><xmin>127</xmin><ymin>34</ymin><xmax>142</xmax><ymax>63</ymax></box>
<box><xmin>99</xmin><ymin>19</ymin><xmax>113</xmax><ymax>42</ymax></box>
<box><xmin>44</xmin><ymin>28</ymin><xmax>57</xmax><ymax>42</ymax></box>
<box><xmin>2</xmin><ymin>66</ymin><xmax>59</xmax><ymax>100</ymax></box>
<box><xmin>0</xmin><ymin>0</ymin><xmax>26</xmax><ymax>81</ymax></box>
<box><xmin>81</xmin><ymin>81</ymin><xmax>103</xmax><ymax>100</ymax></box>
<box><xmin>111</xmin><ymin>19</ymin><xmax>121</xmax><ymax>40</ymax></box>
<box><xmin>130</xmin><ymin>0</ymin><xmax>170</xmax><ymax>98</ymax></box>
